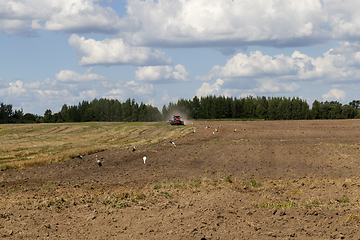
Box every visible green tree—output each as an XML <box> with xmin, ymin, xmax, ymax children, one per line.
<box><xmin>22</xmin><ymin>113</ymin><xmax>37</xmax><ymax>123</ymax></box>
<box><xmin>232</xmin><ymin>97</ymin><xmax>242</xmax><ymax>118</ymax></box>
<box><xmin>311</xmin><ymin>100</ymin><xmax>321</xmax><ymax>119</ymax></box>
<box><xmin>349</xmin><ymin>100</ymin><xmax>360</xmax><ymax>110</ymax></box>
<box><xmin>122</xmin><ymin>98</ymin><xmax>133</xmax><ymax>122</ymax></box>
<box><xmin>60</xmin><ymin>104</ymin><xmax>69</xmax><ymax>121</ymax></box>
<box><xmin>43</xmin><ymin>109</ymin><xmax>52</xmax><ymax>123</ymax></box>
<box><xmin>341</xmin><ymin>104</ymin><xmax>355</xmax><ymax>119</ymax></box>
<box><xmin>191</xmin><ymin>96</ymin><xmax>200</xmax><ymax>119</ymax></box>
<box><xmin>0</xmin><ymin>103</ymin><xmax>13</xmax><ymax>123</ymax></box>
<box><xmin>82</xmin><ymin>108</ymin><xmax>95</xmax><ymax>122</ymax></box>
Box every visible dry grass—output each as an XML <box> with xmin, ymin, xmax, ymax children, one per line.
<box><xmin>0</xmin><ymin>122</ymin><xmax>193</xmax><ymax>171</ymax></box>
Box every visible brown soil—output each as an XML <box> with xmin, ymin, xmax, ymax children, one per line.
<box><xmin>1</xmin><ymin>119</ymin><xmax>360</xmax><ymax>239</ymax></box>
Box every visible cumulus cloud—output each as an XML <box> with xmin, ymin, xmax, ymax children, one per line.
<box><xmin>102</xmin><ymin>80</ymin><xmax>155</xmax><ymax>100</ymax></box>
<box><xmin>3</xmin><ymin>0</ymin><xmax>360</xmax><ymax>50</ymax></box>
<box><xmin>122</xmin><ymin>0</ymin><xmax>328</xmax><ymax>48</ymax></box>
<box><xmin>322</xmin><ymin>89</ymin><xmax>346</xmax><ymax>101</ymax></box>
<box><xmin>0</xmin><ymin>0</ymin><xmax>125</xmax><ymax>35</ymax></box>
<box><xmin>199</xmin><ymin>42</ymin><xmax>360</xmax><ymax>84</ymax></box>
<box><xmin>135</xmin><ymin>64</ymin><xmax>189</xmax><ymax>83</ymax></box>
<box><xmin>0</xmin><ymin>71</ymin><xmax>156</xmax><ymax>115</ymax></box>
<box><xmin>253</xmin><ymin>80</ymin><xmax>300</xmax><ymax>93</ymax></box>
<box><xmin>69</xmin><ymin>34</ymin><xmax>171</xmax><ymax>66</ymax></box>
<box><xmin>55</xmin><ymin>68</ymin><xmax>106</xmax><ymax>83</ymax></box>
<box><xmin>198</xmin><ymin>51</ymin><xmax>299</xmax><ymax>81</ymax></box>
<box><xmin>8</xmin><ymin>80</ymin><xmax>26</xmax><ymax>95</ymax></box>
<box><xmin>195</xmin><ymin>78</ymin><xmax>224</xmax><ymax>97</ymax></box>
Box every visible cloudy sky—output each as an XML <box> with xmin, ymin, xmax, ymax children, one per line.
<box><xmin>1</xmin><ymin>0</ymin><xmax>360</xmax><ymax>115</ymax></box>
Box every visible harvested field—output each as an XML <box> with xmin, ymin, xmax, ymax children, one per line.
<box><xmin>1</xmin><ymin>119</ymin><xmax>360</xmax><ymax>239</ymax></box>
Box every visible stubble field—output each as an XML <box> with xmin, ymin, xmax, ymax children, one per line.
<box><xmin>1</xmin><ymin>119</ymin><xmax>360</xmax><ymax>239</ymax></box>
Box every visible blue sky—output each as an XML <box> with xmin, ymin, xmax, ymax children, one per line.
<box><xmin>1</xmin><ymin>0</ymin><xmax>360</xmax><ymax>115</ymax></box>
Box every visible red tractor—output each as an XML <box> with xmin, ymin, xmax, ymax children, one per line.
<box><xmin>168</xmin><ymin>115</ymin><xmax>184</xmax><ymax>125</ymax></box>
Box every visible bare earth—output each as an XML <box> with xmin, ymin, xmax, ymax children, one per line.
<box><xmin>1</xmin><ymin>119</ymin><xmax>360</xmax><ymax>239</ymax></box>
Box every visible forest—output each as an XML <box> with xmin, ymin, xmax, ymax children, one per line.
<box><xmin>1</xmin><ymin>96</ymin><xmax>360</xmax><ymax>124</ymax></box>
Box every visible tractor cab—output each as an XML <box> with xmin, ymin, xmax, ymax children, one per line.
<box><xmin>168</xmin><ymin>115</ymin><xmax>185</xmax><ymax>125</ymax></box>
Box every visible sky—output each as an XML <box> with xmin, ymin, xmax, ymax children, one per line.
<box><xmin>1</xmin><ymin>0</ymin><xmax>360</xmax><ymax>116</ymax></box>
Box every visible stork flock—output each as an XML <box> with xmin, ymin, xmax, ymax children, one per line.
<box><xmin>77</xmin><ymin>122</ymin><xmax>244</xmax><ymax>167</ymax></box>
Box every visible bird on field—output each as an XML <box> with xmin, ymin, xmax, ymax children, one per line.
<box><xmin>212</xmin><ymin>132</ymin><xmax>215</xmax><ymax>135</ymax></box>
<box><xmin>143</xmin><ymin>156</ymin><xmax>147</xmax><ymax>164</ymax></box>
<box><xmin>77</xmin><ymin>155</ymin><xmax>83</xmax><ymax>160</ymax></box>
<box><xmin>243</xmin><ymin>128</ymin><xmax>246</xmax><ymax>130</ymax></box>
<box><xmin>132</xmin><ymin>146</ymin><xmax>136</xmax><ymax>152</ymax></box>
<box><xmin>215</xmin><ymin>128</ymin><xmax>218</xmax><ymax>132</ymax></box>
<box><xmin>96</xmin><ymin>155</ymin><xmax>102</xmax><ymax>167</ymax></box>
<box><xmin>193</xmin><ymin>130</ymin><xmax>196</xmax><ymax>133</ymax></box>
<box><xmin>169</xmin><ymin>141</ymin><xmax>176</xmax><ymax>147</ymax></box>
<box><xmin>234</xmin><ymin>129</ymin><xmax>237</xmax><ymax>132</ymax></box>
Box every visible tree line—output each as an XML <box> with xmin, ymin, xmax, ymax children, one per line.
<box><xmin>1</xmin><ymin>97</ymin><xmax>360</xmax><ymax>124</ymax></box>
<box><xmin>163</xmin><ymin>96</ymin><xmax>360</xmax><ymax>120</ymax></box>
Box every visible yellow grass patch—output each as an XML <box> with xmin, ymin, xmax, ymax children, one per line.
<box><xmin>0</xmin><ymin>122</ymin><xmax>193</xmax><ymax>171</ymax></box>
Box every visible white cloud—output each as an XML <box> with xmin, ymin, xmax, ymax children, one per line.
<box><xmin>200</xmin><ymin>51</ymin><xmax>299</xmax><ymax>80</ymax></box>
<box><xmin>122</xmin><ymin>0</ymin><xmax>328</xmax><ymax>48</ymax></box>
<box><xmin>69</xmin><ymin>34</ymin><xmax>172</xmax><ymax>66</ymax></box>
<box><xmin>55</xmin><ymin>68</ymin><xmax>106</xmax><ymax>83</ymax></box>
<box><xmin>254</xmin><ymin>80</ymin><xmax>300</xmax><ymax>93</ymax></box>
<box><xmin>195</xmin><ymin>78</ymin><xmax>224</xmax><ymax>97</ymax></box>
<box><xmin>0</xmin><ymin>0</ymin><xmax>124</xmax><ymax>35</ymax></box>
<box><xmin>322</xmin><ymin>89</ymin><xmax>346</xmax><ymax>101</ymax></box>
<box><xmin>8</xmin><ymin>80</ymin><xmax>26</xmax><ymax>95</ymax></box>
<box><xmin>135</xmin><ymin>64</ymin><xmax>189</xmax><ymax>83</ymax></box>
<box><xmin>102</xmin><ymin>80</ymin><xmax>155</xmax><ymax>101</ymax></box>
<box><xmin>3</xmin><ymin>0</ymin><xmax>360</xmax><ymax>50</ymax></box>
<box><xmin>0</xmin><ymin>70</ymin><xmax>156</xmax><ymax>115</ymax></box>
<box><xmin>200</xmin><ymin>42</ymin><xmax>360</xmax><ymax>85</ymax></box>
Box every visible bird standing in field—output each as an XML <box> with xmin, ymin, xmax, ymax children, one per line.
<box><xmin>169</xmin><ymin>141</ymin><xmax>176</xmax><ymax>147</ymax></box>
<box><xmin>96</xmin><ymin>155</ymin><xmax>102</xmax><ymax>167</ymax></box>
<box><xmin>143</xmin><ymin>156</ymin><xmax>147</xmax><ymax>164</ymax></box>
<box><xmin>132</xmin><ymin>146</ymin><xmax>136</xmax><ymax>152</ymax></box>
<box><xmin>77</xmin><ymin>155</ymin><xmax>83</xmax><ymax>160</ymax></box>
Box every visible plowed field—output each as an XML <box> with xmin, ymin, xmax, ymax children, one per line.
<box><xmin>1</xmin><ymin>119</ymin><xmax>360</xmax><ymax>239</ymax></box>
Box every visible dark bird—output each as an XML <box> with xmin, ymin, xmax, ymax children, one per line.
<box><xmin>77</xmin><ymin>155</ymin><xmax>83</xmax><ymax>159</ymax></box>
<box><xmin>169</xmin><ymin>141</ymin><xmax>176</xmax><ymax>147</ymax></box>
<box><xmin>132</xmin><ymin>146</ymin><xmax>136</xmax><ymax>152</ymax></box>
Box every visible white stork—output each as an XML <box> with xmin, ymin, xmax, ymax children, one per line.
<box><xmin>96</xmin><ymin>155</ymin><xmax>102</xmax><ymax>167</ymax></box>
